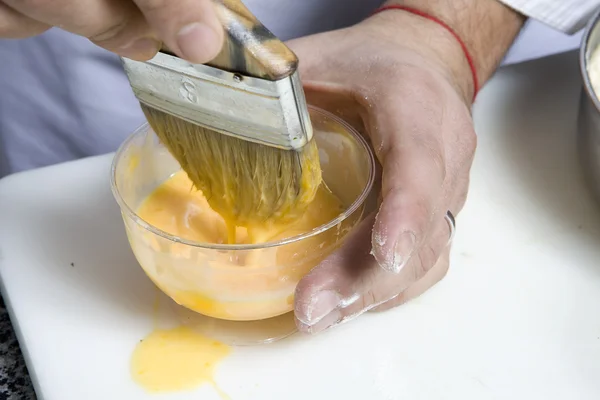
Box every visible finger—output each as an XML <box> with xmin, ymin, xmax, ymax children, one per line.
<box><xmin>0</xmin><ymin>2</ymin><xmax>49</xmax><ymax>38</ymax></box>
<box><xmin>132</xmin><ymin>0</ymin><xmax>223</xmax><ymax>63</ymax></box>
<box><xmin>294</xmin><ymin>207</ymin><xmax>452</xmax><ymax>335</ymax></box>
<box><xmin>369</xmin><ymin>79</ymin><xmax>467</xmax><ymax>275</ymax></box>
<box><xmin>3</xmin><ymin>0</ymin><xmax>159</xmax><ymax>60</ymax></box>
<box><xmin>372</xmin><ymin>163</ymin><xmax>469</xmax><ymax>312</ymax></box>
<box><xmin>371</xmin><ymin>235</ymin><xmax>451</xmax><ymax>312</ymax></box>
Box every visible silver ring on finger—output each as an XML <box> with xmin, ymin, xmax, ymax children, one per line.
<box><xmin>444</xmin><ymin>210</ymin><xmax>456</xmax><ymax>244</ymax></box>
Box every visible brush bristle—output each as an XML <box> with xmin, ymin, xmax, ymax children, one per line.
<box><xmin>141</xmin><ymin>105</ymin><xmax>322</xmax><ymax>226</ymax></box>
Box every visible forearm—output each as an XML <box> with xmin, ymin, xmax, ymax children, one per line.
<box><xmin>365</xmin><ymin>0</ymin><xmax>526</xmax><ymax>101</ymax></box>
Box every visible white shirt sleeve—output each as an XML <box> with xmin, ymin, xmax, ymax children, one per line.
<box><xmin>498</xmin><ymin>0</ymin><xmax>600</xmax><ymax>34</ymax></box>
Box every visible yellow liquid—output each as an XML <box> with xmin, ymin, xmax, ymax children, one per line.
<box><xmin>143</xmin><ymin>106</ymin><xmax>323</xmax><ymax>229</ymax></box>
<box><xmin>129</xmin><ymin>171</ymin><xmax>346</xmax><ymax>395</ymax></box>
<box><xmin>133</xmin><ymin>170</ymin><xmax>345</xmax><ymax>320</ymax></box>
<box><xmin>131</xmin><ymin>326</ymin><xmax>230</xmax><ymax>394</ymax></box>
<box><xmin>137</xmin><ymin>170</ymin><xmax>344</xmax><ymax>245</ymax></box>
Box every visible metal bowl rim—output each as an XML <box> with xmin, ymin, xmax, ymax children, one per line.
<box><xmin>580</xmin><ymin>7</ymin><xmax>600</xmax><ymax>112</ymax></box>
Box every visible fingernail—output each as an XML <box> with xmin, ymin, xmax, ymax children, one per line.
<box><xmin>298</xmin><ymin>309</ymin><xmax>343</xmax><ymax>334</ymax></box>
<box><xmin>384</xmin><ymin>231</ymin><xmax>416</xmax><ymax>274</ymax></box>
<box><xmin>301</xmin><ymin>290</ymin><xmax>341</xmax><ymax>326</ymax></box>
<box><xmin>120</xmin><ymin>37</ymin><xmax>161</xmax><ymax>60</ymax></box>
<box><xmin>177</xmin><ymin>22</ymin><xmax>222</xmax><ymax>63</ymax></box>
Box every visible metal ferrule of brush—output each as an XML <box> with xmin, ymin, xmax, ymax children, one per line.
<box><xmin>121</xmin><ymin>52</ymin><xmax>313</xmax><ymax>151</ymax></box>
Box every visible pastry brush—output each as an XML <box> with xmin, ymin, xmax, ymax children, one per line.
<box><xmin>121</xmin><ymin>0</ymin><xmax>321</xmax><ymax>239</ymax></box>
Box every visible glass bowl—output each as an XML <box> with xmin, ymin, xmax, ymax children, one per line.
<box><xmin>111</xmin><ymin>106</ymin><xmax>375</xmax><ymax>344</ymax></box>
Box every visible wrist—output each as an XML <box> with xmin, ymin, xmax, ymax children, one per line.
<box><xmin>363</xmin><ymin>0</ymin><xmax>525</xmax><ymax>103</ymax></box>
<box><xmin>360</xmin><ymin>8</ymin><xmax>475</xmax><ymax>103</ymax></box>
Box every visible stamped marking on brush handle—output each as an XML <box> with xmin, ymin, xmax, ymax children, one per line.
<box><xmin>179</xmin><ymin>78</ymin><xmax>199</xmax><ymax>104</ymax></box>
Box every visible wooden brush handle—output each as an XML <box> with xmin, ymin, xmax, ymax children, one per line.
<box><xmin>160</xmin><ymin>0</ymin><xmax>298</xmax><ymax>81</ymax></box>
<box><xmin>210</xmin><ymin>0</ymin><xmax>298</xmax><ymax>80</ymax></box>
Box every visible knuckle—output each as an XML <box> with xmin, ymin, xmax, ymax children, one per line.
<box><xmin>136</xmin><ymin>0</ymin><xmax>173</xmax><ymax>14</ymax></box>
<box><xmin>358</xmin><ymin>289</ymin><xmax>379</xmax><ymax>311</ymax></box>
<box><xmin>385</xmin><ymin>190</ymin><xmax>434</xmax><ymax>240</ymax></box>
<box><xmin>356</xmin><ymin>267</ymin><xmax>413</xmax><ymax>312</ymax></box>
<box><xmin>415</xmin><ymin>246</ymin><xmax>437</xmax><ymax>276</ymax></box>
<box><xmin>429</xmin><ymin>146</ymin><xmax>447</xmax><ymax>181</ymax></box>
<box><xmin>88</xmin><ymin>18</ymin><xmax>129</xmax><ymax>43</ymax></box>
<box><xmin>355</xmin><ymin>273</ymin><xmax>395</xmax><ymax>312</ymax></box>
<box><xmin>408</xmin><ymin>197</ymin><xmax>435</xmax><ymax>238</ymax></box>
<box><xmin>412</xmin><ymin>133</ymin><xmax>447</xmax><ymax>181</ymax></box>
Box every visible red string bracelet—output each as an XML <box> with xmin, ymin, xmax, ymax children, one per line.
<box><xmin>370</xmin><ymin>5</ymin><xmax>479</xmax><ymax>101</ymax></box>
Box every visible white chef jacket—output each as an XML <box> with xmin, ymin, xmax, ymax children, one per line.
<box><xmin>500</xmin><ymin>0</ymin><xmax>600</xmax><ymax>33</ymax></box>
<box><xmin>0</xmin><ymin>0</ymin><xmax>597</xmax><ymax>177</ymax></box>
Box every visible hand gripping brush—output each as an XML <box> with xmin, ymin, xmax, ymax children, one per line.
<box><xmin>121</xmin><ymin>0</ymin><xmax>321</xmax><ymax>242</ymax></box>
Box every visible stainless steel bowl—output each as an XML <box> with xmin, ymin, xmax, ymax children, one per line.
<box><xmin>578</xmin><ymin>8</ymin><xmax>600</xmax><ymax>202</ymax></box>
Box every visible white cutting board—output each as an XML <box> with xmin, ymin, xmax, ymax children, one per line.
<box><xmin>2</xmin><ymin>50</ymin><xmax>600</xmax><ymax>400</ymax></box>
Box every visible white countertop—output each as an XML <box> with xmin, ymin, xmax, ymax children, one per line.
<box><xmin>1</xmin><ymin>50</ymin><xmax>600</xmax><ymax>400</ymax></box>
